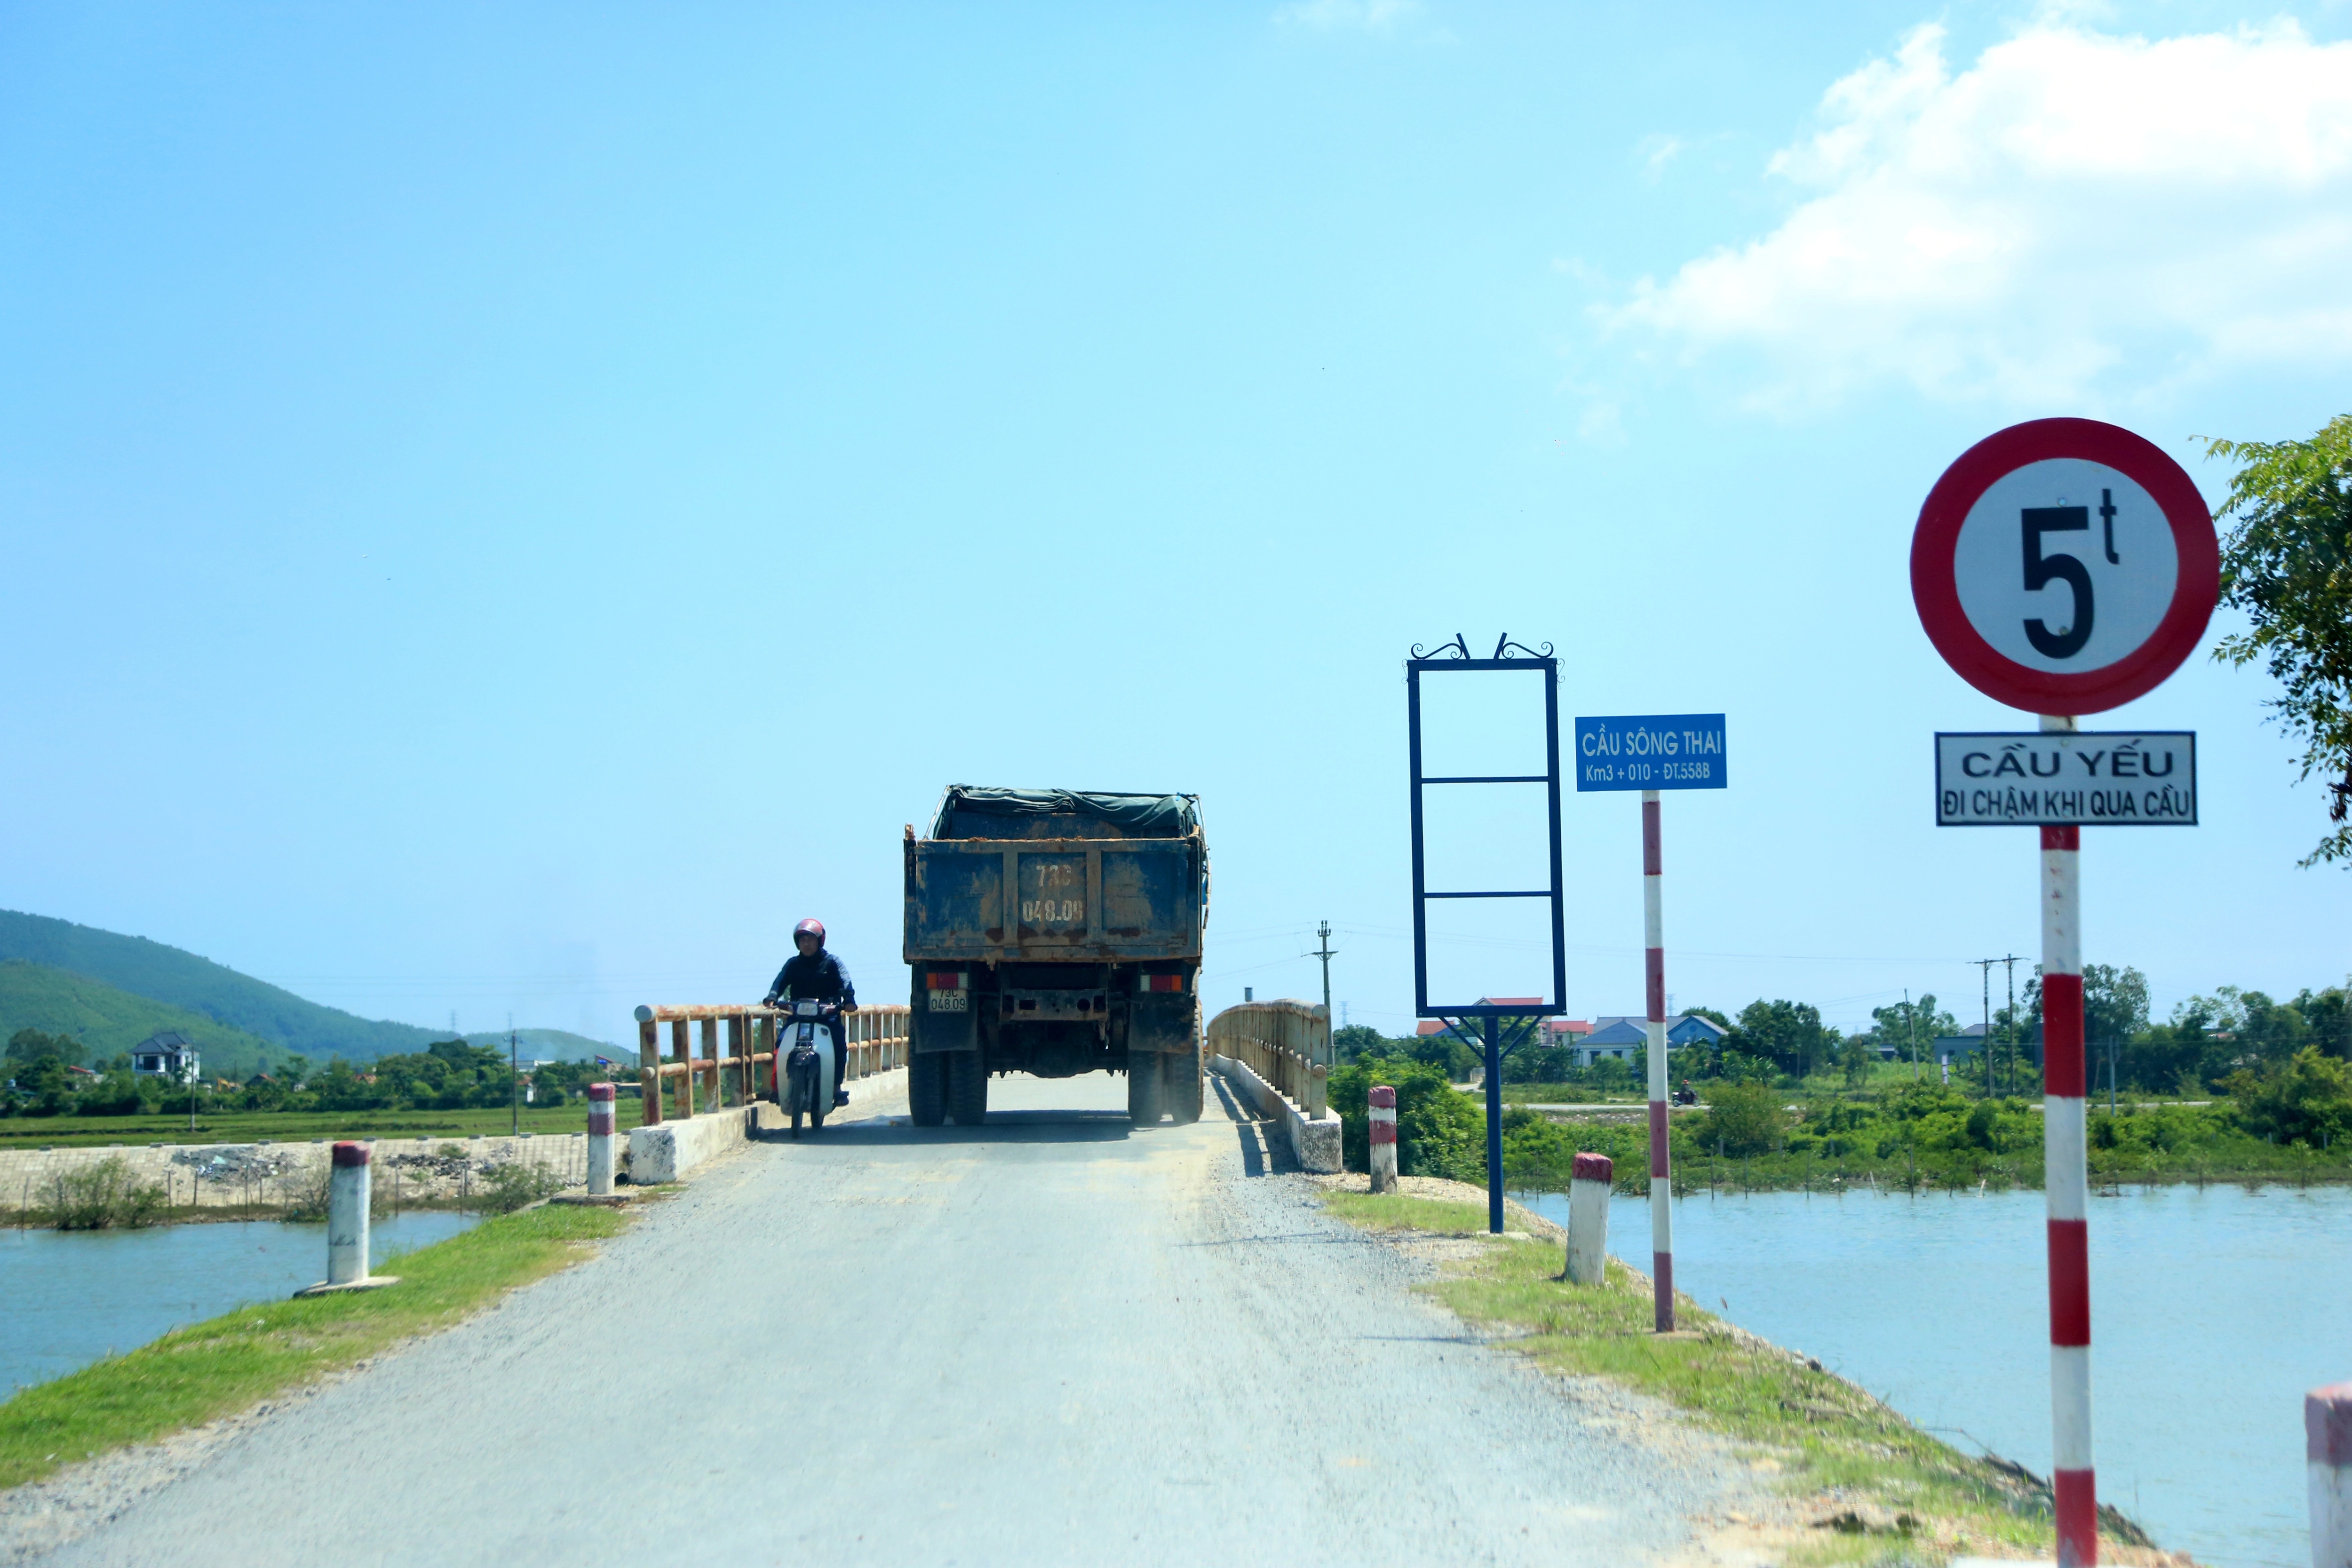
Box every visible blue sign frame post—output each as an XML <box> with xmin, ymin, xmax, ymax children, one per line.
<box><xmin>1575</xmin><ymin>711</ymin><xmax>1725</xmax><ymax>1333</ymax></box>
<box><xmin>1406</xmin><ymin>636</ymin><xmax>1567</xmax><ymax>1235</ymax></box>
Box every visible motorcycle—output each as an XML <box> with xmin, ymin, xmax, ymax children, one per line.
<box><xmin>777</xmin><ymin>998</ymin><xmax>841</xmax><ymax>1138</ymax></box>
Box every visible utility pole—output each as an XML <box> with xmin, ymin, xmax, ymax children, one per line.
<box><xmin>1313</xmin><ymin>921</ymin><xmax>1337</xmax><ymax>1066</ymax></box>
<box><xmin>2002</xmin><ymin>954</ymin><xmax>2024</xmax><ymax>1099</ymax></box>
<box><xmin>509</xmin><ymin>1012</ymin><xmax>519</xmax><ymax>1137</ymax></box>
<box><xmin>1973</xmin><ymin>958</ymin><xmax>2000</xmax><ymax>1098</ymax></box>
<box><xmin>1905</xmin><ymin>988</ymin><xmax>1919</xmax><ymax>1081</ymax></box>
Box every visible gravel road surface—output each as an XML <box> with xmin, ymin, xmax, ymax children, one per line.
<box><xmin>19</xmin><ymin>1072</ymin><xmax>1749</xmax><ymax>1567</ymax></box>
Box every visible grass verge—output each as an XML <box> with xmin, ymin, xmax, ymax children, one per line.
<box><xmin>1319</xmin><ymin>1188</ymin><xmax>2184</xmax><ymax>1567</ymax></box>
<box><xmin>0</xmin><ymin>1200</ymin><xmax>630</xmax><ymax>1493</ymax></box>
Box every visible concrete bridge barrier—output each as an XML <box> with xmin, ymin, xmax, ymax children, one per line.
<box><xmin>631</xmin><ymin>1002</ymin><xmax>910</xmax><ymax>1126</ymax></box>
<box><xmin>625</xmin><ymin>1001</ymin><xmax>912</xmax><ymax>1184</ymax></box>
<box><xmin>1207</xmin><ymin>1001</ymin><xmax>1342</xmax><ymax>1173</ymax></box>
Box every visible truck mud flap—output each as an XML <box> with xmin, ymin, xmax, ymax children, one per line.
<box><xmin>912</xmin><ymin>1000</ymin><xmax>978</xmax><ymax>1053</ymax></box>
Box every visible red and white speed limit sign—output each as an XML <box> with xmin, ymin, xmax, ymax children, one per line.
<box><xmin>1911</xmin><ymin>418</ymin><xmax>2219</xmax><ymax>714</ymax></box>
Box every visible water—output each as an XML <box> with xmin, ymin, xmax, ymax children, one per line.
<box><xmin>0</xmin><ymin>1211</ymin><xmax>478</xmax><ymax>1398</ymax></box>
<box><xmin>1517</xmin><ymin>1182</ymin><xmax>2349</xmax><ymax>1568</ymax></box>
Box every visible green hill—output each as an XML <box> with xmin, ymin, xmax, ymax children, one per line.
<box><xmin>0</xmin><ymin>911</ymin><xmax>446</xmax><ymax>1064</ymax></box>
<box><xmin>0</xmin><ymin>960</ymin><xmax>284</xmax><ymax>1080</ymax></box>
<box><xmin>460</xmin><ymin>1027</ymin><xmax>623</xmax><ymax>1061</ymax></box>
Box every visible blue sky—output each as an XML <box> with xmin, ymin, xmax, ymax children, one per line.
<box><xmin>4</xmin><ymin>0</ymin><xmax>2349</xmax><ymax>1044</ymax></box>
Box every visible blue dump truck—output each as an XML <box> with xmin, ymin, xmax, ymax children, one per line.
<box><xmin>902</xmin><ymin>786</ymin><xmax>1207</xmax><ymax>1129</ymax></box>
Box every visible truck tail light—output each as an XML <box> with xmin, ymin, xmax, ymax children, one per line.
<box><xmin>926</xmin><ymin>971</ymin><xmax>968</xmax><ymax>990</ymax></box>
<box><xmin>1137</xmin><ymin>974</ymin><xmax>1185</xmax><ymax>994</ymax></box>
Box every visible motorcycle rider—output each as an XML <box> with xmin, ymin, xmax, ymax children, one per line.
<box><xmin>764</xmin><ymin>918</ymin><xmax>856</xmax><ymax>1107</ymax></box>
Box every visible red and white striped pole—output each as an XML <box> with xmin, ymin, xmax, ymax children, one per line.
<box><xmin>2311</xmin><ymin>1381</ymin><xmax>2352</xmax><ymax>1568</ymax></box>
<box><xmin>1643</xmin><ymin>789</ymin><xmax>1674</xmax><ymax>1333</ymax></box>
<box><xmin>587</xmin><ymin>1082</ymin><xmax>617</xmax><ymax>1197</ymax></box>
<box><xmin>1368</xmin><ymin>1084</ymin><xmax>1398</xmax><ymax>1192</ymax></box>
<box><xmin>2041</xmin><ymin>715</ymin><xmax>2096</xmax><ymax>1566</ymax></box>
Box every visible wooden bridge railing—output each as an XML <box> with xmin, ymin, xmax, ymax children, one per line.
<box><xmin>1206</xmin><ymin>1000</ymin><xmax>1329</xmax><ymax>1118</ymax></box>
<box><xmin>630</xmin><ymin>1003</ymin><xmax>912</xmax><ymax>1126</ymax></box>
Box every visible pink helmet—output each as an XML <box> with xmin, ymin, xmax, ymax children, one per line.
<box><xmin>794</xmin><ymin>917</ymin><xmax>826</xmax><ymax>944</ymax></box>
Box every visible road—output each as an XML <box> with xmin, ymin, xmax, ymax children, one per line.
<box><xmin>29</xmin><ymin>1073</ymin><xmax>1746</xmax><ymax>1566</ymax></box>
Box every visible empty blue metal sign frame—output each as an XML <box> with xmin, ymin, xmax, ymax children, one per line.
<box><xmin>1405</xmin><ymin>635</ymin><xmax>1569</xmax><ymax>1020</ymax></box>
<box><xmin>1573</xmin><ymin>714</ymin><xmax>1727</xmax><ymax>792</ymax></box>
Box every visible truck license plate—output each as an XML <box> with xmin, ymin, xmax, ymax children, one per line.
<box><xmin>929</xmin><ymin>991</ymin><xmax>968</xmax><ymax>1012</ymax></box>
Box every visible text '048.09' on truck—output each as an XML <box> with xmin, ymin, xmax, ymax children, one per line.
<box><xmin>903</xmin><ymin>787</ymin><xmax>1208</xmax><ymax>1130</ymax></box>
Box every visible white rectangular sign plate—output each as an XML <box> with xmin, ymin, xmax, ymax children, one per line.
<box><xmin>1935</xmin><ymin>731</ymin><xmax>2196</xmax><ymax>826</ymax></box>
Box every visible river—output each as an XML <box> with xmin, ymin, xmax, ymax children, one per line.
<box><xmin>1</xmin><ymin>1211</ymin><xmax>478</xmax><ymax>1399</ymax></box>
<box><xmin>1516</xmin><ymin>1181</ymin><xmax>2349</xmax><ymax>1568</ymax></box>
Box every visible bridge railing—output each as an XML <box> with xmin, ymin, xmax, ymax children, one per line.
<box><xmin>1206</xmin><ymin>1000</ymin><xmax>1329</xmax><ymax>1118</ymax></box>
<box><xmin>631</xmin><ymin>1004</ymin><xmax>912</xmax><ymax>1126</ymax></box>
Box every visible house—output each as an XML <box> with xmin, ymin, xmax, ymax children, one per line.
<box><xmin>1415</xmin><ymin>999</ymin><xmax>1553</xmax><ymax>1039</ymax></box>
<box><xmin>1571</xmin><ymin>1013</ymin><xmax>1727</xmax><ymax>1068</ymax></box>
<box><xmin>1932</xmin><ymin>1024</ymin><xmax>1989</xmax><ymax>1061</ymax></box>
<box><xmin>1544</xmin><ymin>1019</ymin><xmax>1593</xmax><ymax>1043</ymax></box>
<box><xmin>130</xmin><ymin>1032</ymin><xmax>201</xmax><ymax>1084</ymax></box>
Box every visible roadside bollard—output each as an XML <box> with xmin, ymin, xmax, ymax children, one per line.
<box><xmin>587</xmin><ymin>1082</ymin><xmax>617</xmax><ymax>1196</ymax></box>
<box><xmin>328</xmin><ymin>1142</ymin><xmax>371</xmax><ymax>1285</ymax></box>
<box><xmin>1566</xmin><ymin>1152</ymin><xmax>1611</xmax><ymax>1285</ymax></box>
<box><xmin>294</xmin><ymin>1143</ymin><xmax>397</xmax><ymax>1296</ymax></box>
<box><xmin>2313</xmin><ymin>1382</ymin><xmax>2352</xmax><ymax>1568</ymax></box>
<box><xmin>1369</xmin><ymin>1085</ymin><xmax>1398</xmax><ymax>1193</ymax></box>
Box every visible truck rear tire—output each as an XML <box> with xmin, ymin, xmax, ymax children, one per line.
<box><xmin>1128</xmin><ymin>1054</ymin><xmax>1163</xmax><ymax>1126</ymax></box>
<box><xmin>947</xmin><ymin>1051</ymin><xmax>988</xmax><ymax>1126</ymax></box>
<box><xmin>909</xmin><ymin>1051</ymin><xmax>946</xmax><ymax>1127</ymax></box>
<box><xmin>1165</xmin><ymin>1042</ymin><xmax>1203</xmax><ymax>1125</ymax></box>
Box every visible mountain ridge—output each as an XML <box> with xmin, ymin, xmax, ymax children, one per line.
<box><xmin>0</xmin><ymin>910</ymin><xmax>615</xmax><ymax>1065</ymax></box>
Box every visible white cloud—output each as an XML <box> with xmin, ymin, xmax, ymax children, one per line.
<box><xmin>1273</xmin><ymin>0</ymin><xmax>1424</xmax><ymax>32</ymax></box>
<box><xmin>1605</xmin><ymin>19</ymin><xmax>2352</xmax><ymax>410</ymax></box>
<box><xmin>1636</xmin><ymin>133</ymin><xmax>1685</xmax><ymax>182</ymax></box>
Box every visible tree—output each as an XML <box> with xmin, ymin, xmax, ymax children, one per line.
<box><xmin>1868</xmin><ymin>994</ymin><xmax>1959</xmax><ymax>1071</ymax></box>
<box><xmin>6</xmin><ymin>1028</ymin><xmax>84</xmax><ymax>1069</ymax></box>
<box><xmin>1724</xmin><ymin>999</ymin><xmax>1835</xmax><ymax>1078</ymax></box>
<box><xmin>2206</xmin><ymin>415</ymin><xmax>2352</xmax><ymax>866</ymax></box>
<box><xmin>2226</xmin><ymin>1046</ymin><xmax>2352</xmax><ymax>1147</ymax></box>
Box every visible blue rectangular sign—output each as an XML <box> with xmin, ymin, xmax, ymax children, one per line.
<box><xmin>1573</xmin><ymin>713</ymin><xmax>1727</xmax><ymax>791</ymax></box>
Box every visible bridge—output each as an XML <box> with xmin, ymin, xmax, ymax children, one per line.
<box><xmin>14</xmin><ymin>1003</ymin><xmax>1748</xmax><ymax>1568</ymax></box>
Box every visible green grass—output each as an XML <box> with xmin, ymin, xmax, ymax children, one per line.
<box><xmin>0</xmin><ymin>1100</ymin><xmax>649</xmax><ymax>1150</ymax></box>
<box><xmin>1321</xmin><ymin>1192</ymin><xmax>1491</xmax><ymax>1233</ymax></box>
<box><xmin>1320</xmin><ymin>1191</ymin><xmax>2163</xmax><ymax>1565</ymax></box>
<box><xmin>0</xmin><ymin>1200</ymin><xmax>634</xmax><ymax>1492</ymax></box>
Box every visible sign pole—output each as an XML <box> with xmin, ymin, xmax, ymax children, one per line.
<box><xmin>1642</xmin><ymin>788</ymin><xmax>1673</xmax><ymax>1332</ymax></box>
<box><xmin>2040</xmin><ymin>715</ymin><xmax>2095</xmax><ymax>1564</ymax></box>
<box><xmin>1483</xmin><ymin>1014</ymin><xmax>1504</xmax><ymax>1234</ymax></box>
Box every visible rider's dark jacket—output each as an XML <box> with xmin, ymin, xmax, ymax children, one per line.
<box><xmin>767</xmin><ymin>949</ymin><xmax>855</xmax><ymax>1010</ymax></box>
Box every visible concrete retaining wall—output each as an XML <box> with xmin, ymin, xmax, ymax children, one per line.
<box><xmin>1210</xmin><ymin>1053</ymin><xmax>1342</xmax><ymax>1173</ymax></box>
<box><xmin>0</xmin><ymin>1131</ymin><xmax>603</xmax><ymax>1212</ymax></box>
<box><xmin>628</xmin><ymin>1065</ymin><xmax>908</xmax><ymax>1185</ymax></box>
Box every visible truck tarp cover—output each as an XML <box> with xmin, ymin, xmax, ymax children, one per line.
<box><xmin>931</xmin><ymin>787</ymin><xmax>1199</xmax><ymax>840</ymax></box>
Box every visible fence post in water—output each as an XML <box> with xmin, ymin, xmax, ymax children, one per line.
<box><xmin>587</xmin><ymin>1083</ymin><xmax>617</xmax><ymax>1196</ymax></box>
<box><xmin>1369</xmin><ymin>1086</ymin><xmax>1398</xmax><ymax>1193</ymax></box>
<box><xmin>1566</xmin><ymin>1152</ymin><xmax>1611</xmax><ymax>1285</ymax></box>
<box><xmin>2313</xmin><ymin>1383</ymin><xmax>2352</xmax><ymax>1568</ymax></box>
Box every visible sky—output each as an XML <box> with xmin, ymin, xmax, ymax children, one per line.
<box><xmin>3</xmin><ymin>0</ymin><xmax>2349</xmax><ymax>1046</ymax></box>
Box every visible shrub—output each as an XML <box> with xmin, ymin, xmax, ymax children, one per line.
<box><xmin>475</xmin><ymin>1162</ymin><xmax>564</xmax><ymax>1214</ymax></box>
<box><xmin>42</xmin><ymin>1157</ymin><xmax>169</xmax><ymax>1230</ymax></box>
<box><xmin>1327</xmin><ymin>1055</ymin><xmax>1487</xmax><ymax>1182</ymax></box>
<box><xmin>2228</xmin><ymin>1047</ymin><xmax>2352</xmax><ymax>1147</ymax></box>
<box><xmin>1694</xmin><ymin>1081</ymin><xmax>1784</xmax><ymax>1156</ymax></box>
